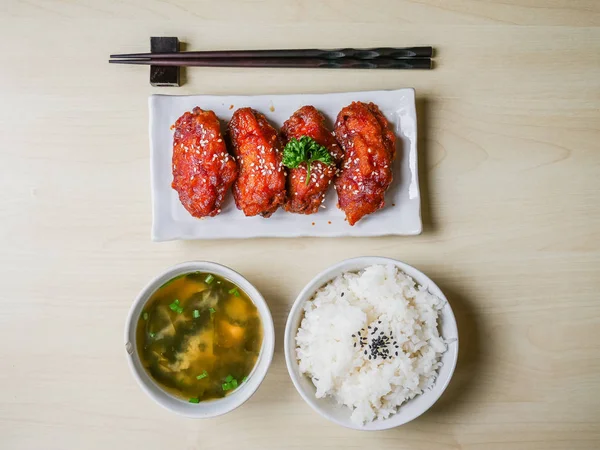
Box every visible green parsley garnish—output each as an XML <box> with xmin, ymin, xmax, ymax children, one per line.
<box><xmin>209</xmin><ymin>307</ymin><xmax>216</xmax><ymax>317</ymax></box>
<box><xmin>242</xmin><ymin>376</ymin><xmax>248</xmax><ymax>383</ymax></box>
<box><xmin>193</xmin><ymin>309</ymin><xmax>200</xmax><ymax>319</ymax></box>
<box><xmin>228</xmin><ymin>288</ymin><xmax>240</xmax><ymax>297</ymax></box>
<box><xmin>196</xmin><ymin>371</ymin><xmax>208</xmax><ymax>380</ymax></box>
<box><xmin>189</xmin><ymin>397</ymin><xmax>200</xmax><ymax>403</ymax></box>
<box><xmin>230</xmin><ymin>379</ymin><xmax>238</xmax><ymax>389</ymax></box>
<box><xmin>225</xmin><ymin>375</ymin><xmax>234</xmax><ymax>382</ymax></box>
<box><xmin>149</xmin><ymin>332</ymin><xmax>156</xmax><ymax>338</ymax></box>
<box><xmin>282</xmin><ymin>136</ymin><xmax>333</xmax><ymax>185</ymax></box>
<box><xmin>205</xmin><ymin>274</ymin><xmax>215</xmax><ymax>284</ymax></box>
<box><xmin>142</xmin><ymin>312</ymin><xmax>148</xmax><ymax>320</ymax></box>
<box><xmin>222</xmin><ymin>383</ymin><xmax>232</xmax><ymax>391</ymax></box>
<box><xmin>169</xmin><ymin>299</ymin><xmax>183</xmax><ymax>314</ymax></box>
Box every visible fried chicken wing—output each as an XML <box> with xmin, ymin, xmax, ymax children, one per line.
<box><xmin>171</xmin><ymin>107</ymin><xmax>238</xmax><ymax>218</ymax></box>
<box><xmin>334</xmin><ymin>102</ymin><xmax>396</xmax><ymax>225</ymax></box>
<box><xmin>281</xmin><ymin>106</ymin><xmax>343</xmax><ymax>214</ymax></box>
<box><xmin>228</xmin><ymin>108</ymin><xmax>286</xmax><ymax>217</ymax></box>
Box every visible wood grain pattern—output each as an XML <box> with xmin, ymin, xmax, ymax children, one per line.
<box><xmin>0</xmin><ymin>1</ymin><xmax>599</xmax><ymax>449</ymax></box>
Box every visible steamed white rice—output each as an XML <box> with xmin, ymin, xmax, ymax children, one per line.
<box><xmin>295</xmin><ymin>264</ymin><xmax>447</xmax><ymax>425</ymax></box>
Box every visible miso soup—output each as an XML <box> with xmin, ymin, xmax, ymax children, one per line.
<box><xmin>136</xmin><ymin>272</ymin><xmax>263</xmax><ymax>403</ymax></box>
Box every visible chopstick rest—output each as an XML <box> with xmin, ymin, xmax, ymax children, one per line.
<box><xmin>150</xmin><ymin>37</ymin><xmax>180</xmax><ymax>87</ymax></box>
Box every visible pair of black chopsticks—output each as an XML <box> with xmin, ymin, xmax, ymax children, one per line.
<box><xmin>109</xmin><ymin>47</ymin><xmax>433</xmax><ymax>70</ymax></box>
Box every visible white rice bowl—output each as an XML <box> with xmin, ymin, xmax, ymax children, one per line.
<box><xmin>295</xmin><ymin>264</ymin><xmax>447</xmax><ymax>425</ymax></box>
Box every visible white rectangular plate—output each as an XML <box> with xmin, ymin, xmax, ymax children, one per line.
<box><xmin>150</xmin><ymin>89</ymin><xmax>421</xmax><ymax>241</ymax></box>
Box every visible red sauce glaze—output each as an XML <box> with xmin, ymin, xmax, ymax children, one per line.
<box><xmin>228</xmin><ymin>108</ymin><xmax>286</xmax><ymax>217</ymax></box>
<box><xmin>334</xmin><ymin>102</ymin><xmax>396</xmax><ymax>226</ymax></box>
<box><xmin>171</xmin><ymin>107</ymin><xmax>238</xmax><ymax>218</ymax></box>
<box><xmin>281</xmin><ymin>106</ymin><xmax>343</xmax><ymax>214</ymax></box>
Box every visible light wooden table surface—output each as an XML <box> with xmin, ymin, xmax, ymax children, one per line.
<box><xmin>1</xmin><ymin>1</ymin><xmax>599</xmax><ymax>449</ymax></box>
